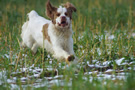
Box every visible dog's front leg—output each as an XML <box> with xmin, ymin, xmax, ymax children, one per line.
<box><xmin>53</xmin><ymin>46</ymin><xmax>74</xmax><ymax>61</ymax></box>
<box><xmin>53</xmin><ymin>46</ymin><xmax>69</xmax><ymax>59</ymax></box>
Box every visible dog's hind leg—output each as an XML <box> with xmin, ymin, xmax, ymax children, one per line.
<box><xmin>31</xmin><ymin>43</ymin><xmax>39</xmax><ymax>54</ymax></box>
<box><xmin>20</xmin><ymin>41</ymin><xmax>26</xmax><ymax>48</ymax></box>
<box><xmin>21</xmin><ymin>21</ymin><xmax>35</xmax><ymax>49</ymax></box>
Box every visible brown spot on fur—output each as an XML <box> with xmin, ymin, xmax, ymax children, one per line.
<box><xmin>46</xmin><ymin>0</ymin><xmax>57</xmax><ymax>24</ymax></box>
<box><xmin>64</xmin><ymin>2</ymin><xmax>77</xmax><ymax>19</ymax></box>
<box><xmin>42</xmin><ymin>24</ymin><xmax>51</xmax><ymax>43</ymax></box>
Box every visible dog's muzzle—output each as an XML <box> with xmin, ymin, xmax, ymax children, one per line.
<box><xmin>58</xmin><ymin>16</ymin><xmax>68</xmax><ymax>27</ymax></box>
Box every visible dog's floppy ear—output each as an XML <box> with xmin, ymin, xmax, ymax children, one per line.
<box><xmin>64</xmin><ymin>2</ymin><xmax>77</xmax><ymax>13</ymax></box>
<box><xmin>46</xmin><ymin>0</ymin><xmax>57</xmax><ymax>19</ymax></box>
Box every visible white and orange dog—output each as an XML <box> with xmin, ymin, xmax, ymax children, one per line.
<box><xmin>21</xmin><ymin>0</ymin><xmax>77</xmax><ymax>62</ymax></box>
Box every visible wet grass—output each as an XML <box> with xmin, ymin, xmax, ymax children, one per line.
<box><xmin>0</xmin><ymin>0</ymin><xmax>135</xmax><ymax>89</ymax></box>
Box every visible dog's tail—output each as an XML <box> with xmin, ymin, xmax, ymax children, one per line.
<box><xmin>28</xmin><ymin>10</ymin><xmax>39</xmax><ymax>20</ymax></box>
<box><xmin>21</xmin><ymin>10</ymin><xmax>38</xmax><ymax>32</ymax></box>
<box><xmin>21</xmin><ymin>10</ymin><xmax>39</xmax><ymax>37</ymax></box>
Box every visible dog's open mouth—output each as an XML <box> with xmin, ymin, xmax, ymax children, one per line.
<box><xmin>58</xmin><ymin>21</ymin><xmax>68</xmax><ymax>27</ymax></box>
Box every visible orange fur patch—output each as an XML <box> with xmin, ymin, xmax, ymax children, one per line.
<box><xmin>42</xmin><ymin>24</ymin><xmax>51</xmax><ymax>43</ymax></box>
<box><xmin>46</xmin><ymin>0</ymin><xmax>57</xmax><ymax>24</ymax></box>
<box><xmin>64</xmin><ymin>2</ymin><xmax>77</xmax><ymax>19</ymax></box>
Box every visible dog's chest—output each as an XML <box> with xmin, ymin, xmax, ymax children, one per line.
<box><xmin>51</xmin><ymin>32</ymin><xmax>70</xmax><ymax>49</ymax></box>
<box><xmin>56</xmin><ymin>34</ymin><xmax>69</xmax><ymax>45</ymax></box>
<box><xmin>48</xmin><ymin>25</ymin><xmax>72</xmax><ymax>50</ymax></box>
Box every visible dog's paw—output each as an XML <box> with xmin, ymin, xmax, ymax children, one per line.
<box><xmin>67</xmin><ymin>55</ymin><xmax>75</xmax><ymax>61</ymax></box>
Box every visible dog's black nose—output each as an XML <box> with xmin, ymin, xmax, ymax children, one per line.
<box><xmin>61</xmin><ymin>16</ymin><xmax>66</xmax><ymax>20</ymax></box>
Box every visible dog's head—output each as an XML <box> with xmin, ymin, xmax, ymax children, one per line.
<box><xmin>46</xmin><ymin>0</ymin><xmax>76</xmax><ymax>29</ymax></box>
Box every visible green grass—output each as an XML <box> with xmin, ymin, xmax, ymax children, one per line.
<box><xmin>0</xmin><ymin>0</ymin><xmax>135</xmax><ymax>90</ymax></box>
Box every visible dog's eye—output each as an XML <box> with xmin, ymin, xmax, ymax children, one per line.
<box><xmin>65</xmin><ymin>13</ymin><xmax>68</xmax><ymax>16</ymax></box>
<box><xmin>56</xmin><ymin>13</ymin><xmax>60</xmax><ymax>17</ymax></box>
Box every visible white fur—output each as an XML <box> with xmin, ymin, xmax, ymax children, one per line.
<box><xmin>21</xmin><ymin>9</ymin><xmax>76</xmax><ymax>61</ymax></box>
